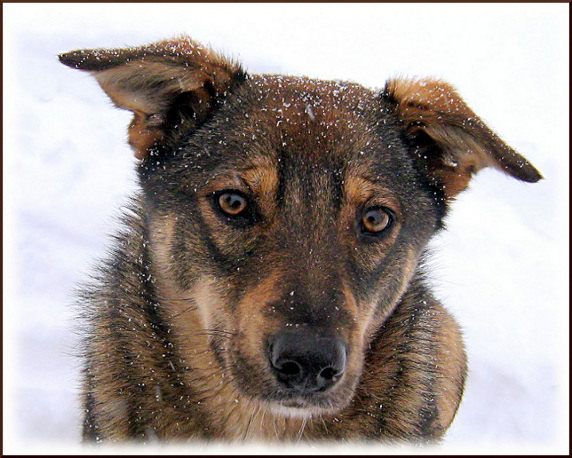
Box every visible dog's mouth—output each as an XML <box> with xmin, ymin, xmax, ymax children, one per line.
<box><xmin>229</xmin><ymin>328</ymin><xmax>358</xmax><ymax>416</ymax></box>
<box><xmin>239</xmin><ymin>370</ymin><xmax>355</xmax><ymax>419</ymax></box>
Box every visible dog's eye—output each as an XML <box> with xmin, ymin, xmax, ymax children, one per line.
<box><xmin>217</xmin><ymin>191</ymin><xmax>248</xmax><ymax>217</ymax></box>
<box><xmin>359</xmin><ymin>207</ymin><xmax>393</xmax><ymax>235</ymax></box>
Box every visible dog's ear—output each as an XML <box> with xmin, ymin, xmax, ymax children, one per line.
<box><xmin>383</xmin><ymin>78</ymin><xmax>542</xmax><ymax>199</ymax></box>
<box><xmin>59</xmin><ymin>35</ymin><xmax>245</xmax><ymax>159</ymax></box>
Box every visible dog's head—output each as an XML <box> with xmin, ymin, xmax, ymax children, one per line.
<box><xmin>61</xmin><ymin>36</ymin><xmax>541</xmax><ymax>417</ymax></box>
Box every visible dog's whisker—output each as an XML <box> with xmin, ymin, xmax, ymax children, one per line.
<box><xmin>202</xmin><ymin>328</ymin><xmax>237</xmax><ymax>337</ymax></box>
<box><xmin>296</xmin><ymin>415</ymin><xmax>307</xmax><ymax>442</ymax></box>
<box><xmin>319</xmin><ymin>413</ymin><xmax>329</xmax><ymax>435</ymax></box>
<box><xmin>169</xmin><ymin>305</ymin><xmax>198</xmax><ymax>319</ymax></box>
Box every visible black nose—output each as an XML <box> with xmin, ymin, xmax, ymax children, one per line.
<box><xmin>268</xmin><ymin>329</ymin><xmax>347</xmax><ymax>395</ymax></box>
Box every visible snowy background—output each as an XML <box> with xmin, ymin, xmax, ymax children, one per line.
<box><xmin>3</xmin><ymin>3</ymin><xmax>569</xmax><ymax>455</ymax></box>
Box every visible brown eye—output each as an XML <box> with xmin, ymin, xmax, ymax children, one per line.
<box><xmin>218</xmin><ymin>192</ymin><xmax>248</xmax><ymax>216</ymax></box>
<box><xmin>360</xmin><ymin>207</ymin><xmax>392</xmax><ymax>234</ymax></box>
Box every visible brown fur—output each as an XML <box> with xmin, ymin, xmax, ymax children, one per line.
<box><xmin>60</xmin><ymin>36</ymin><xmax>243</xmax><ymax>158</ymax></box>
<box><xmin>60</xmin><ymin>35</ymin><xmax>541</xmax><ymax>443</ymax></box>
<box><xmin>383</xmin><ymin>78</ymin><xmax>542</xmax><ymax>198</ymax></box>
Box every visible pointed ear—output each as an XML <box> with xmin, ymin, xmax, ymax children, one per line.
<box><xmin>59</xmin><ymin>35</ymin><xmax>245</xmax><ymax>159</ymax></box>
<box><xmin>383</xmin><ymin>78</ymin><xmax>542</xmax><ymax>199</ymax></box>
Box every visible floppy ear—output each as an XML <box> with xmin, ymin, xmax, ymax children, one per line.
<box><xmin>59</xmin><ymin>35</ymin><xmax>245</xmax><ymax>159</ymax></box>
<box><xmin>383</xmin><ymin>78</ymin><xmax>542</xmax><ymax>199</ymax></box>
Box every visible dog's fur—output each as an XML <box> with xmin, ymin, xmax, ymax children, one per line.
<box><xmin>59</xmin><ymin>36</ymin><xmax>542</xmax><ymax>443</ymax></box>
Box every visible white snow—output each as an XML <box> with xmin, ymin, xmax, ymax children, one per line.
<box><xmin>3</xmin><ymin>3</ymin><xmax>568</xmax><ymax>455</ymax></box>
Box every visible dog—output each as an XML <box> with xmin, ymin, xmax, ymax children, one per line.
<box><xmin>59</xmin><ymin>35</ymin><xmax>542</xmax><ymax>443</ymax></box>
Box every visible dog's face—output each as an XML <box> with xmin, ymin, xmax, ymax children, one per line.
<box><xmin>144</xmin><ymin>76</ymin><xmax>443</xmax><ymax>414</ymax></box>
<box><xmin>60</xmin><ymin>36</ymin><xmax>542</xmax><ymax>418</ymax></box>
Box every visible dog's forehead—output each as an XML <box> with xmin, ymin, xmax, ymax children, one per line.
<box><xmin>220</xmin><ymin>75</ymin><xmax>397</xmax><ymax>167</ymax></box>
<box><xmin>222</xmin><ymin>75</ymin><xmax>410</xmax><ymax>182</ymax></box>
<box><xmin>248</xmin><ymin>74</ymin><xmax>372</xmax><ymax>107</ymax></box>
<box><xmin>244</xmin><ymin>74</ymin><xmax>375</xmax><ymax>131</ymax></box>
<box><xmin>183</xmin><ymin>74</ymin><xmax>417</xmax><ymax>200</ymax></box>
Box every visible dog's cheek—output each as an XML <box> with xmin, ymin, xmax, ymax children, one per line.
<box><xmin>153</xmin><ymin>205</ymin><xmax>251</xmax><ymax>289</ymax></box>
<box><xmin>337</xmin><ymin>282</ymin><xmax>367</xmax><ymax>397</ymax></box>
<box><xmin>234</xmin><ymin>273</ymin><xmax>283</xmax><ymax>359</ymax></box>
<box><xmin>149</xmin><ymin>211</ymin><xmax>271</xmax><ymax>355</ymax></box>
<box><xmin>353</xmin><ymin>245</ymin><xmax>422</xmax><ymax>340</ymax></box>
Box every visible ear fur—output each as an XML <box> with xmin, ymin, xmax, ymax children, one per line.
<box><xmin>59</xmin><ymin>35</ymin><xmax>245</xmax><ymax>159</ymax></box>
<box><xmin>383</xmin><ymin>78</ymin><xmax>542</xmax><ymax>199</ymax></box>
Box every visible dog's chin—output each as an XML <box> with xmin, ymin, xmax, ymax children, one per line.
<box><xmin>267</xmin><ymin>403</ymin><xmax>330</xmax><ymax>419</ymax></box>
<box><xmin>251</xmin><ymin>388</ymin><xmax>353</xmax><ymax>420</ymax></box>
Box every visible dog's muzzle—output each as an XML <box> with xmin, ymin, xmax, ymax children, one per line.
<box><xmin>268</xmin><ymin>329</ymin><xmax>347</xmax><ymax>396</ymax></box>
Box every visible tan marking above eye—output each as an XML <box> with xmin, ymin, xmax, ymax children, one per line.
<box><xmin>218</xmin><ymin>192</ymin><xmax>248</xmax><ymax>216</ymax></box>
<box><xmin>361</xmin><ymin>208</ymin><xmax>392</xmax><ymax>233</ymax></box>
